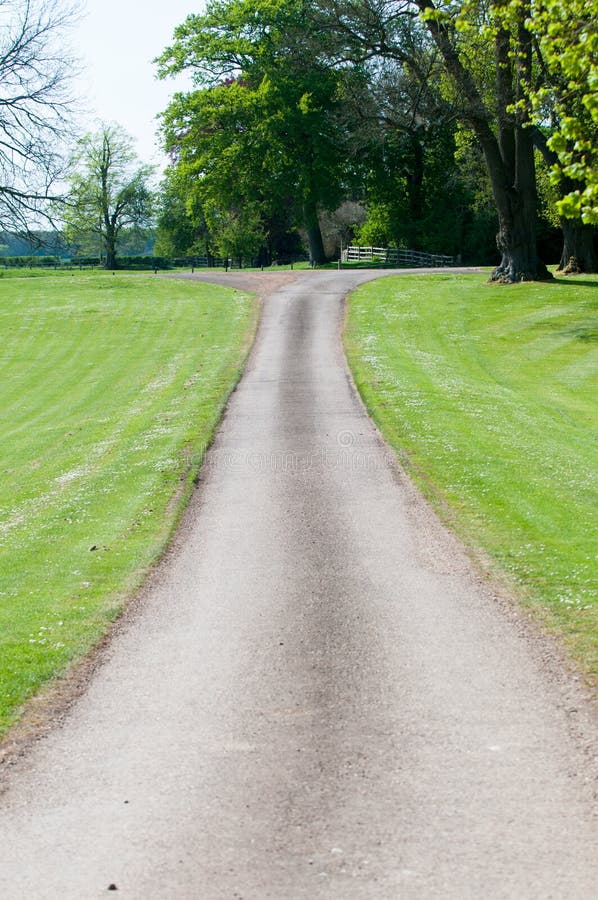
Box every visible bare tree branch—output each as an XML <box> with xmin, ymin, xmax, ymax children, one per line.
<box><xmin>0</xmin><ymin>0</ymin><xmax>81</xmax><ymax>232</ymax></box>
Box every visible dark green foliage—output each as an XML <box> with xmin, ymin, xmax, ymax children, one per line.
<box><xmin>153</xmin><ymin>0</ymin><xmax>596</xmax><ymax>271</ymax></box>
<box><xmin>70</xmin><ymin>256</ymin><xmax>173</xmax><ymax>270</ymax></box>
<box><xmin>64</xmin><ymin>124</ymin><xmax>155</xmax><ymax>271</ymax></box>
<box><xmin>157</xmin><ymin>0</ymin><xmax>356</xmax><ymax>264</ymax></box>
<box><xmin>0</xmin><ymin>231</ymin><xmax>69</xmax><ymax>258</ymax></box>
<box><xmin>154</xmin><ymin>170</ymin><xmax>209</xmax><ymax>258</ymax></box>
<box><xmin>1</xmin><ymin>255</ymin><xmax>63</xmax><ymax>268</ymax></box>
<box><xmin>354</xmin><ymin>117</ymin><xmax>498</xmax><ymax>262</ymax></box>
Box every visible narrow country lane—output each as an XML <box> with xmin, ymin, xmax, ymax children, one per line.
<box><xmin>0</xmin><ymin>270</ymin><xmax>596</xmax><ymax>899</ymax></box>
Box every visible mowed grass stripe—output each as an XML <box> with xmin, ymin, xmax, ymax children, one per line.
<box><xmin>0</xmin><ymin>272</ymin><xmax>259</xmax><ymax>735</ymax></box>
<box><xmin>344</xmin><ymin>273</ymin><xmax>598</xmax><ymax>681</ymax></box>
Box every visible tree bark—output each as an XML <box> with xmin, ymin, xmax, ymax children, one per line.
<box><xmin>303</xmin><ymin>199</ymin><xmax>326</xmax><ymax>264</ymax></box>
<box><xmin>405</xmin><ymin>134</ymin><xmax>425</xmax><ymax>250</ymax></box>
<box><xmin>104</xmin><ymin>224</ymin><xmax>118</xmax><ymax>269</ymax></box>
<box><xmin>557</xmin><ymin>219</ymin><xmax>597</xmax><ymax>273</ymax></box>
<box><xmin>489</xmin><ymin>96</ymin><xmax>548</xmax><ymax>281</ymax></box>
<box><xmin>533</xmin><ymin>128</ymin><xmax>598</xmax><ymax>273</ymax></box>
<box><xmin>101</xmin><ymin>136</ymin><xmax>117</xmax><ymax>270</ymax></box>
<box><xmin>491</xmin><ymin>194</ymin><xmax>544</xmax><ymax>281</ymax></box>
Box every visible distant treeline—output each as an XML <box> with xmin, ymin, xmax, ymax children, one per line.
<box><xmin>0</xmin><ymin>232</ymin><xmax>69</xmax><ymax>258</ymax></box>
<box><xmin>0</xmin><ymin>230</ymin><xmax>156</xmax><ymax>260</ymax></box>
<box><xmin>1</xmin><ymin>254</ymin><xmax>172</xmax><ymax>270</ymax></box>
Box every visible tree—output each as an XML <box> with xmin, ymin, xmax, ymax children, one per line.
<box><xmin>337</xmin><ymin>54</ymin><xmax>487</xmax><ymax>257</ymax></box>
<box><xmin>154</xmin><ymin>169</ymin><xmax>209</xmax><ymax>258</ymax></box>
<box><xmin>205</xmin><ymin>199</ymin><xmax>265</xmax><ymax>265</ymax></box>
<box><xmin>419</xmin><ymin>0</ymin><xmax>552</xmax><ymax>280</ymax></box>
<box><xmin>525</xmin><ymin>0</ymin><xmax>597</xmax><ymax>272</ymax></box>
<box><xmin>529</xmin><ymin>0</ymin><xmax>597</xmax><ymax>226</ymax></box>
<box><xmin>315</xmin><ymin>0</ymin><xmax>552</xmax><ymax>281</ymax></box>
<box><xmin>0</xmin><ymin>0</ymin><xmax>79</xmax><ymax>232</ymax></box>
<box><xmin>64</xmin><ymin>124</ymin><xmax>154</xmax><ymax>269</ymax></box>
<box><xmin>158</xmin><ymin>78</ymin><xmax>274</xmax><ymax>260</ymax></box>
<box><xmin>156</xmin><ymin>0</ymin><xmax>353</xmax><ymax>264</ymax></box>
<box><xmin>533</xmin><ymin>128</ymin><xmax>596</xmax><ymax>273</ymax></box>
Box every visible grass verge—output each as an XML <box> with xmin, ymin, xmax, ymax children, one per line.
<box><xmin>344</xmin><ymin>272</ymin><xmax>598</xmax><ymax>683</ymax></box>
<box><xmin>0</xmin><ymin>271</ymin><xmax>259</xmax><ymax>737</ymax></box>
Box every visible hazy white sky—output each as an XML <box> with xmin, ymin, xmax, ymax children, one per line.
<box><xmin>74</xmin><ymin>0</ymin><xmax>199</xmax><ymax>166</ymax></box>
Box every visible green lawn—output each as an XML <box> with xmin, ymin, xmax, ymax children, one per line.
<box><xmin>345</xmin><ymin>273</ymin><xmax>598</xmax><ymax>682</ymax></box>
<box><xmin>0</xmin><ymin>271</ymin><xmax>258</xmax><ymax>736</ymax></box>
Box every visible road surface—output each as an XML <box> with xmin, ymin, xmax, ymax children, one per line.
<box><xmin>0</xmin><ymin>270</ymin><xmax>596</xmax><ymax>899</ymax></box>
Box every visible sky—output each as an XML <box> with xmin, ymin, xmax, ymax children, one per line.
<box><xmin>73</xmin><ymin>0</ymin><xmax>199</xmax><ymax>167</ymax></box>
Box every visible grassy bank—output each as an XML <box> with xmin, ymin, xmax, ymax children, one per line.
<box><xmin>0</xmin><ymin>271</ymin><xmax>258</xmax><ymax>736</ymax></box>
<box><xmin>344</xmin><ymin>273</ymin><xmax>598</xmax><ymax>682</ymax></box>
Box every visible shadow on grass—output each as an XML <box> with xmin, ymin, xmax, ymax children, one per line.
<box><xmin>550</xmin><ymin>276</ymin><xmax>598</xmax><ymax>290</ymax></box>
<box><xmin>563</xmin><ymin>323</ymin><xmax>598</xmax><ymax>342</ymax></box>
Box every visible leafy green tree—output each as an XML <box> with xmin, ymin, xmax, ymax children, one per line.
<box><xmin>452</xmin><ymin>126</ymin><xmax>501</xmax><ymax>263</ymax></box>
<box><xmin>156</xmin><ymin>0</ymin><xmax>353</xmax><ymax>263</ymax></box>
<box><xmin>156</xmin><ymin>0</ymin><xmax>594</xmax><ymax>274</ymax></box>
<box><xmin>64</xmin><ymin>124</ymin><xmax>155</xmax><ymax>269</ymax></box>
<box><xmin>317</xmin><ymin>0</ymin><xmax>551</xmax><ymax>280</ymax></box>
<box><xmin>411</xmin><ymin>0</ymin><xmax>553</xmax><ymax>280</ymax></box>
<box><xmin>527</xmin><ymin>0</ymin><xmax>597</xmax><ymax>226</ymax></box>
<box><xmin>522</xmin><ymin>0</ymin><xmax>598</xmax><ymax>271</ymax></box>
<box><xmin>337</xmin><ymin>57</ymin><xmax>444</xmax><ymax>250</ymax></box>
<box><xmin>205</xmin><ymin>199</ymin><xmax>265</xmax><ymax>265</ymax></box>
<box><xmin>154</xmin><ymin>169</ymin><xmax>209</xmax><ymax>258</ymax></box>
<box><xmin>533</xmin><ymin>129</ymin><xmax>596</xmax><ymax>272</ymax></box>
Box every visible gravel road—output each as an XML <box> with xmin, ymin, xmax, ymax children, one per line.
<box><xmin>0</xmin><ymin>270</ymin><xmax>596</xmax><ymax>899</ymax></box>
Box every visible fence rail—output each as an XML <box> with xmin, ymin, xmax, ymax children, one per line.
<box><xmin>341</xmin><ymin>246</ymin><xmax>457</xmax><ymax>267</ymax></box>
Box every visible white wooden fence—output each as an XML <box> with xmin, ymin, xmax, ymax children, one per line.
<box><xmin>341</xmin><ymin>246</ymin><xmax>457</xmax><ymax>267</ymax></box>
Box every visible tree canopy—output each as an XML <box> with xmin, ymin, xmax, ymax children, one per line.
<box><xmin>152</xmin><ymin>0</ymin><xmax>597</xmax><ymax>276</ymax></box>
<box><xmin>158</xmin><ymin>0</ymin><xmax>596</xmax><ymax>281</ymax></box>
<box><xmin>157</xmin><ymin>0</ymin><xmax>355</xmax><ymax>264</ymax></box>
<box><xmin>527</xmin><ymin>0</ymin><xmax>597</xmax><ymax>225</ymax></box>
<box><xmin>64</xmin><ymin>124</ymin><xmax>155</xmax><ymax>270</ymax></box>
<box><xmin>309</xmin><ymin>0</ymin><xmax>596</xmax><ymax>276</ymax></box>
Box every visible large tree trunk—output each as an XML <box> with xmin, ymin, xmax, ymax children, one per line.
<box><xmin>557</xmin><ymin>219</ymin><xmax>597</xmax><ymax>273</ymax></box>
<box><xmin>405</xmin><ymin>134</ymin><xmax>425</xmax><ymax>250</ymax></box>
<box><xmin>104</xmin><ymin>241</ymin><xmax>117</xmax><ymax>270</ymax></box>
<box><xmin>532</xmin><ymin>127</ymin><xmax>597</xmax><ymax>274</ymax></box>
<box><xmin>487</xmin><ymin>14</ymin><xmax>550</xmax><ymax>282</ymax></box>
<box><xmin>418</xmin><ymin>0</ymin><xmax>549</xmax><ymax>282</ymax></box>
<box><xmin>104</xmin><ymin>221</ymin><xmax>118</xmax><ymax>269</ymax></box>
<box><xmin>491</xmin><ymin>201</ymin><xmax>546</xmax><ymax>281</ymax></box>
<box><xmin>486</xmin><ymin>130</ymin><xmax>550</xmax><ymax>282</ymax></box>
<box><xmin>303</xmin><ymin>199</ymin><xmax>326</xmax><ymax>264</ymax></box>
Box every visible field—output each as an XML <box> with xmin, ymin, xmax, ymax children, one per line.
<box><xmin>0</xmin><ymin>271</ymin><xmax>258</xmax><ymax>736</ymax></box>
<box><xmin>344</xmin><ymin>273</ymin><xmax>598</xmax><ymax>682</ymax></box>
